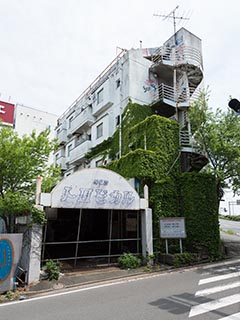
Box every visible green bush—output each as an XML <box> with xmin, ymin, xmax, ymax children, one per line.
<box><xmin>173</xmin><ymin>253</ymin><xmax>199</xmax><ymax>267</ymax></box>
<box><xmin>43</xmin><ymin>260</ymin><xmax>61</xmax><ymax>281</ymax></box>
<box><xmin>31</xmin><ymin>206</ymin><xmax>47</xmax><ymax>225</ymax></box>
<box><xmin>118</xmin><ymin>253</ymin><xmax>141</xmax><ymax>269</ymax></box>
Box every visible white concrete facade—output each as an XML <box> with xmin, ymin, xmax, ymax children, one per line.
<box><xmin>55</xmin><ymin>47</ymin><xmax>156</xmax><ymax>176</ymax></box>
<box><xmin>55</xmin><ymin>28</ymin><xmax>204</xmax><ymax>176</ymax></box>
<box><xmin>14</xmin><ymin>104</ymin><xmax>58</xmax><ymax>139</ymax></box>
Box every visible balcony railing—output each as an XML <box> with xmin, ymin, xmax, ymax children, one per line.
<box><xmin>69</xmin><ymin>140</ymin><xmax>92</xmax><ymax>164</ymax></box>
<box><xmin>55</xmin><ymin>156</ymin><xmax>67</xmax><ymax>170</ymax></box>
<box><xmin>152</xmin><ymin>45</ymin><xmax>203</xmax><ymax>69</ymax></box>
<box><xmin>152</xmin><ymin>83</ymin><xmax>201</xmax><ymax>106</ymax></box>
<box><xmin>70</xmin><ymin>106</ymin><xmax>95</xmax><ymax>135</ymax></box>
<box><xmin>56</xmin><ymin>128</ymin><xmax>67</xmax><ymax>145</ymax></box>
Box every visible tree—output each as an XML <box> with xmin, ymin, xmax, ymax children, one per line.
<box><xmin>0</xmin><ymin>126</ymin><xmax>60</xmax><ymax>232</ymax></box>
<box><xmin>189</xmin><ymin>91</ymin><xmax>240</xmax><ymax>204</ymax></box>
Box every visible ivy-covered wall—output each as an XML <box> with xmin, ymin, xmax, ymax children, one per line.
<box><xmin>180</xmin><ymin>172</ymin><xmax>220</xmax><ymax>257</ymax></box>
<box><xmin>150</xmin><ymin>173</ymin><xmax>220</xmax><ymax>257</ymax></box>
<box><xmin>86</xmin><ymin>102</ymin><xmax>154</xmax><ymax>160</ymax></box>
<box><xmin>86</xmin><ymin>102</ymin><xmax>220</xmax><ymax>258</ymax></box>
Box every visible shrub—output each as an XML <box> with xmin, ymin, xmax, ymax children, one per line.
<box><xmin>173</xmin><ymin>253</ymin><xmax>199</xmax><ymax>267</ymax></box>
<box><xmin>43</xmin><ymin>260</ymin><xmax>61</xmax><ymax>281</ymax></box>
<box><xmin>118</xmin><ymin>253</ymin><xmax>141</xmax><ymax>269</ymax></box>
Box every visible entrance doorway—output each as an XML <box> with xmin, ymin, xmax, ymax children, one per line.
<box><xmin>42</xmin><ymin>208</ymin><xmax>141</xmax><ymax>268</ymax></box>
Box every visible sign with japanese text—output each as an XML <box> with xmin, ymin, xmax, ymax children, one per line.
<box><xmin>0</xmin><ymin>234</ymin><xmax>23</xmax><ymax>293</ymax></box>
<box><xmin>51</xmin><ymin>168</ymin><xmax>141</xmax><ymax>210</ymax></box>
<box><xmin>160</xmin><ymin>217</ymin><xmax>186</xmax><ymax>239</ymax></box>
<box><xmin>0</xmin><ymin>101</ymin><xmax>15</xmax><ymax>125</ymax></box>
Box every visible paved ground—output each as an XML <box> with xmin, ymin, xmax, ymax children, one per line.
<box><xmin>23</xmin><ymin>231</ymin><xmax>240</xmax><ymax>297</ymax></box>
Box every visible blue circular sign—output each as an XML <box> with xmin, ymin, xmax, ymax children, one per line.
<box><xmin>0</xmin><ymin>239</ymin><xmax>14</xmax><ymax>282</ymax></box>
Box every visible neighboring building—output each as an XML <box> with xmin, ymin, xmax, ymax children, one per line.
<box><xmin>0</xmin><ymin>100</ymin><xmax>58</xmax><ymax>139</ymax></box>
<box><xmin>0</xmin><ymin>100</ymin><xmax>58</xmax><ymax>234</ymax></box>
<box><xmin>55</xmin><ymin>28</ymin><xmax>205</xmax><ymax>176</ymax></box>
<box><xmin>0</xmin><ymin>101</ymin><xmax>58</xmax><ymax>165</ymax></box>
<box><xmin>14</xmin><ymin>104</ymin><xmax>57</xmax><ymax>139</ymax></box>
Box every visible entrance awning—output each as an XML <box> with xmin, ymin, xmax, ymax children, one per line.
<box><xmin>40</xmin><ymin>168</ymin><xmax>146</xmax><ymax>210</ymax></box>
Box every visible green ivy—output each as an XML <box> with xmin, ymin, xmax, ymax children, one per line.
<box><xmin>86</xmin><ymin>101</ymin><xmax>220</xmax><ymax>259</ymax></box>
<box><xmin>86</xmin><ymin>102</ymin><xmax>154</xmax><ymax>160</ymax></box>
<box><xmin>179</xmin><ymin>172</ymin><xmax>220</xmax><ymax>258</ymax></box>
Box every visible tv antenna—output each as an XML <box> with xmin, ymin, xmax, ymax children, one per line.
<box><xmin>153</xmin><ymin>6</ymin><xmax>190</xmax><ymax>37</ymax></box>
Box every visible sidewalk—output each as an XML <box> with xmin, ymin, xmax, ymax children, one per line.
<box><xmin>25</xmin><ymin>232</ymin><xmax>240</xmax><ymax>296</ymax></box>
<box><xmin>25</xmin><ymin>265</ymin><xmax>164</xmax><ymax>296</ymax></box>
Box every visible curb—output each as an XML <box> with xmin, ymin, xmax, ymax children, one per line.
<box><xmin>23</xmin><ymin>257</ymin><xmax>240</xmax><ymax>297</ymax></box>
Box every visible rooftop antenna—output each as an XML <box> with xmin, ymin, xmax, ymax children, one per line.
<box><xmin>153</xmin><ymin>6</ymin><xmax>190</xmax><ymax>43</ymax></box>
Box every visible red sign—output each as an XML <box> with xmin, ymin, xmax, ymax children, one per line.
<box><xmin>0</xmin><ymin>101</ymin><xmax>15</xmax><ymax>125</ymax></box>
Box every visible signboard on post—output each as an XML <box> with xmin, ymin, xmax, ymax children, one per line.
<box><xmin>160</xmin><ymin>217</ymin><xmax>186</xmax><ymax>239</ymax></box>
<box><xmin>159</xmin><ymin>217</ymin><xmax>186</xmax><ymax>254</ymax></box>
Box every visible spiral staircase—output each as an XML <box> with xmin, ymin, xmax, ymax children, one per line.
<box><xmin>149</xmin><ymin>29</ymin><xmax>208</xmax><ymax>172</ymax></box>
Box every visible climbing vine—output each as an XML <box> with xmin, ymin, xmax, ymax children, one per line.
<box><xmin>86</xmin><ymin>101</ymin><xmax>220</xmax><ymax>258</ymax></box>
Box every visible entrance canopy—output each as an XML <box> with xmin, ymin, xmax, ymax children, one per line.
<box><xmin>41</xmin><ymin>168</ymin><xmax>145</xmax><ymax>210</ymax></box>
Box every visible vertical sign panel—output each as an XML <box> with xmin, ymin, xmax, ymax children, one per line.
<box><xmin>0</xmin><ymin>234</ymin><xmax>23</xmax><ymax>292</ymax></box>
<box><xmin>0</xmin><ymin>101</ymin><xmax>15</xmax><ymax>125</ymax></box>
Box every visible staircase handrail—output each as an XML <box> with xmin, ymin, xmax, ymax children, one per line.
<box><xmin>152</xmin><ymin>45</ymin><xmax>203</xmax><ymax>69</ymax></box>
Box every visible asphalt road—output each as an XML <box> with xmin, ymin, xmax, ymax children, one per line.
<box><xmin>1</xmin><ymin>259</ymin><xmax>240</xmax><ymax>320</ymax></box>
<box><xmin>219</xmin><ymin>218</ymin><xmax>240</xmax><ymax>235</ymax></box>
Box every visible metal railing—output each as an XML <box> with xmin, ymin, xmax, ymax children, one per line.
<box><xmin>152</xmin><ymin>45</ymin><xmax>202</xmax><ymax>69</ymax></box>
<box><xmin>180</xmin><ymin>130</ymin><xmax>191</xmax><ymax>146</ymax></box>
<box><xmin>58</xmin><ymin>49</ymin><xmax>127</xmax><ymax>122</ymax></box>
<box><xmin>42</xmin><ymin>238</ymin><xmax>141</xmax><ymax>266</ymax></box>
<box><xmin>152</xmin><ymin>83</ymin><xmax>201</xmax><ymax>105</ymax></box>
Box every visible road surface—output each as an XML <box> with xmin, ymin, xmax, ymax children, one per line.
<box><xmin>1</xmin><ymin>259</ymin><xmax>240</xmax><ymax>320</ymax></box>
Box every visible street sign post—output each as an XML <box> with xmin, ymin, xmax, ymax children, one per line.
<box><xmin>159</xmin><ymin>217</ymin><xmax>186</xmax><ymax>254</ymax></box>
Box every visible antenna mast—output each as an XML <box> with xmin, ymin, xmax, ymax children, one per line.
<box><xmin>153</xmin><ymin>6</ymin><xmax>189</xmax><ymax>42</ymax></box>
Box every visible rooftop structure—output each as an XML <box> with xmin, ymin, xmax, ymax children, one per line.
<box><xmin>55</xmin><ymin>28</ymin><xmax>205</xmax><ymax>176</ymax></box>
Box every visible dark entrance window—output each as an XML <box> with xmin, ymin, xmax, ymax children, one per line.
<box><xmin>42</xmin><ymin>208</ymin><xmax>141</xmax><ymax>268</ymax></box>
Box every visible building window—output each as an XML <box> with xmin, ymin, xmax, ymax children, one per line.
<box><xmin>116</xmin><ymin>79</ymin><xmax>121</xmax><ymax>88</ymax></box>
<box><xmin>96</xmin><ymin>123</ymin><xmax>103</xmax><ymax>139</ymax></box>
<box><xmin>67</xmin><ymin>144</ymin><xmax>72</xmax><ymax>156</ymax></box>
<box><xmin>97</xmin><ymin>88</ymin><xmax>104</xmax><ymax>104</ymax></box>
<box><xmin>96</xmin><ymin>159</ymin><xmax>103</xmax><ymax>167</ymax></box>
<box><xmin>116</xmin><ymin>115</ymin><xmax>120</xmax><ymax>126</ymax></box>
<box><xmin>68</xmin><ymin>116</ymin><xmax>74</xmax><ymax>129</ymax></box>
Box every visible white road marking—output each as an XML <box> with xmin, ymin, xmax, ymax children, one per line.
<box><xmin>0</xmin><ymin>271</ymin><xmax>175</xmax><ymax>308</ymax></box>
<box><xmin>189</xmin><ymin>293</ymin><xmax>240</xmax><ymax>317</ymax></box>
<box><xmin>219</xmin><ymin>312</ymin><xmax>240</xmax><ymax>319</ymax></box>
<box><xmin>195</xmin><ymin>280</ymin><xmax>240</xmax><ymax>296</ymax></box>
<box><xmin>199</xmin><ymin>271</ymin><xmax>240</xmax><ymax>285</ymax></box>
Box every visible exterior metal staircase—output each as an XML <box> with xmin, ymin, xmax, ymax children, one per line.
<box><xmin>149</xmin><ymin>28</ymin><xmax>207</xmax><ymax>172</ymax></box>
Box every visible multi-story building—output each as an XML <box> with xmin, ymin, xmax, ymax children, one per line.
<box><xmin>55</xmin><ymin>27</ymin><xmax>204</xmax><ymax>175</ymax></box>
<box><xmin>0</xmin><ymin>100</ymin><xmax>58</xmax><ymax>138</ymax></box>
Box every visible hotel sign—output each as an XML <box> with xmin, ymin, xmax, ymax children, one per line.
<box><xmin>51</xmin><ymin>168</ymin><xmax>141</xmax><ymax>210</ymax></box>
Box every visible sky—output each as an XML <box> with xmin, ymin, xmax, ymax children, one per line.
<box><xmin>0</xmin><ymin>0</ymin><xmax>239</xmax><ymax>116</ymax></box>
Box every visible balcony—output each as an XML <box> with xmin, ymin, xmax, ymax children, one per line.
<box><xmin>69</xmin><ymin>140</ymin><xmax>92</xmax><ymax>165</ymax></box>
<box><xmin>70</xmin><ymin>106</ymin><xmax>95</xmax><ymax>135</ymax></box>
<box><xmin>92</xmin><ymin>81</ymin><xmax>114</xmax><ymax>116</ymax></box>
<box><xmin>55</xmin><ymin>156</ymin><xmax>67</xmax><ymax>170</ymax></box>
<box><xmin>56</xmin><ymin>128</ymin><xmax>67</xmax><ymax>145</ymax></box>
